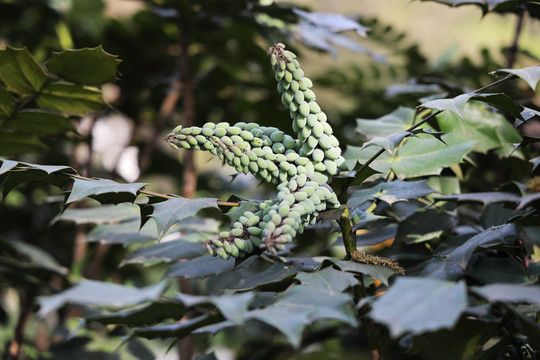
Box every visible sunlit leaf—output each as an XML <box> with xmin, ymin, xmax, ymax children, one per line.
<box><xmin>0</xmin><ymin>46</ymin><xmax>48</xmax><ymax>96</ymax></box>
<box><xmin>36</xmin><ymin>84</ymin><xmax>106</xmax><ymax>115</ymax></box>
<box><xmin>356</xmin><ymin>107</ymin><xmax>415</xmax><ymax>138</ymax></box>
<box><xmin>421</xmin><ymin>93</ymin><xmax>473</xmax><ymax>118</ymax></box>
<box><xmin>66</xmin><ymin>178</ymin><xmax>147</xmax><ymax>204</ymax></box>
<box><xmin>46</xmin><ymin>46</ymin><xmax>121</xmax><ymax>85</ymax></box>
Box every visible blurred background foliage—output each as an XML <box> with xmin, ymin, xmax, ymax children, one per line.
<box><xmin>0</xmin><ymin>0</ymin><xmax>539</xmax><ymax>359</ymax></box>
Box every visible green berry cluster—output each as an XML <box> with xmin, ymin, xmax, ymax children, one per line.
<box><xmin>166</xmin><ymin>43</ymin><xmax>343</xmax><ymax>258</ymax></box>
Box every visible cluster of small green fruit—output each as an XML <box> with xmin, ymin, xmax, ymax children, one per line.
<box><xmin>167</xmin><ymin>43</ymin><xmax>344</xmax><ymax>258</ymax></box>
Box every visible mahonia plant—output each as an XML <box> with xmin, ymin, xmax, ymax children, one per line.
<box><xmin>166</xmin><ymin>43</ymin><xmax>347</xmax><ymax>259</ymax></box>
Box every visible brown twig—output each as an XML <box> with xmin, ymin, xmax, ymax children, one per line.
<box><xmin>7</xmin><ymin>287</ymin><xmax>35</xmax><ymax>360</ymax></box>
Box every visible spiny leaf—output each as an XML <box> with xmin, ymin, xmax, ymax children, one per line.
<box><xmin>0</xmin><ymin>159</ymin><xmax>18</xmax><ymax>175</ymax></box>
<box><xmin>175</xmin><ymin>292</ymin><xmax>255</xmax><ymax>325</ymax></box>
<box><xmin>59</xmin><ymin>203</ymin><xmax>140</xmax><ymax>224</ymax></box>
<box><xmin>470</xmin><ymin>93</ymin><xmax>524</xmax><ymax>120</ymax></box>
<box><xmin>361</xmin><ymin>131</ymin><xmax>412</xmax><ymax>155</ymax></box>
<box><xmin>46</xmin><ymin>46</ymin><xmax>121</xmax><ymax>85</ymax></box>
<box><xmin>435</xmin><ymin>192</ymin><xmax>521</xmax><ymax>206</ymax></box>
<box><xmin>84</xmin><ymin>219</ymin><xmax>156</xmax><ymax>246</ymax></box>
<box><xmin>356</xmin><ymin>107</ymin><xmax>416</xmax><ymax>138</ymax></box>
<box><xmin>36</xmin><ymin>84</ymin><xmax>106</xmax><ymax>115</ymax></box>
<box><xmin>89</xmin><ymin>301</ymin><xmax>187</xmax><ymax>326</ymax></box>
<box><xmin>349</xmin><ymin>180</ymin><xmax>436</xmax><ymax>207</ymax></box>
<box><xmin>121</xmin><ymin>239</ymin><xmax>208</xmax><ymax>265</ymax></box>
<box><xmin>150</xmin><ymin>196</ymin><xmax>218</xmax><ymax>238</ymax></box>
<box><xmin>471</xmin><ymin>284</ymin><xmax>540</xmax><ymax>304</ymax></box>
<box><xmin>246</xmin><ymin>307</ymin><xmax>311</xmax><ymax>348</ymax></box>
<box><xmin>420</xmin><ymin>93</ymin><xmax>473</xmax><ymax>119</ymax></box>
<box><xmin>134</xmin><ymin>314</ymin><xmax>222</xmax><ymax>339</ymax></box>
<box><xmin>295</xmin><ymin>267</ymin><xmax>358</xmax><ymax>294</ymax></box>
<box><xmin>0</xmin><ymin>46</ymin><xmax>48</xmax><ymax>96</ymax></box>
<box><xmin>0</xmin><ymin>85</ymin><xmax>16</xmax><ymax>116</ymax></box>
<box><xmin>163</xmin><ymin>256</ymin><xmax>235</xmax><ymax>279</ymax></box>
<box><xmin>369</xmin><ymin>277</ymin><xmax>468</xmax><ymax>337</ymax></box>
<box><xmin>421</xmin><ymin>223</ymin><xmax>518</xmax><ymax>279</ymax></box>
<box><xmin>37</xmin><ymin>280</ymin><xmax>166</xmax><ymax>317</ymax></box>
<box><xmin>5</xmin><ymin>110</ymin><xmax>76</xmax><ymax>135</ymax></box>
<box><xmin>66</xmin><ymin>178</ymin><xmax>148</xmax><ymax>204</ymax></box>
<box><xmin>322</xmin><ymin>258</ymin><xmax>396</xmax><ymax>286</ymax></box>
<box><xmin>0</xmin><ymin>133</ymin><xmax>46</xmax><ymax>155</ymax></box>
<box><xmin>492</xmin><ymin>65</ymin><xmax>540</xmax><ymax>92</ymax></box>
<box><xmin>355</xmin><ymin>133</ymin><xmax>475</xmax><ymax>179</ymax></box>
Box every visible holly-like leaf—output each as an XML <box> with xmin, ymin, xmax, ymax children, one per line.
<box><xmin>471</xmin><ymin>284</ymin><xmax>540</xmax><ymax>304</ymax></box>
<box><xmin>492</xmin><ymin>65</ymin><xmax>540</xmax><ymax>92</ymax></box>
<box><xmin>421</xmin><ymin>223</ymin><xmax>518</xmax><ymax>279</ymax></box>
<box><xmin>470</xmin><ymin>93</ymin><xmax>524</xmax><ymax>120</ymax></box>
<box><xmin>421</xmin><ymin>93</ymin><xmax>473</xmax><ymax>118</ymax></box>
<box><xmin>295</xmin><ymin>267</ymin><xmax>358</xmax><ymax>294</ymax></box>
<box><xmin>0</xmin><ymin>46</ymin><xmax>48</xmax><ymax>96</ymax></box>
<box><xmin>293</xmin><ymin>9</ymin><xmax>370</xmax><ymax>36</ymax></box>
<box><xmin>36</xmin><ymin>84</ymin><xmax>106</xmax><ymax>115</ymax></box>
<box><xmin>349</xmin><ymin>180</ymin><xmax>435</xmax><ymax>207</ymax></box>
<box><xmin>0</xmin><ymin>133</ymin><xmax>46</xmax><ymax>155</ymax></box>
<box><xmin>355</xmin><ymin>133</ymin><xmax>475</xmax><ymax>179</ymax></box>
<box><xmin>322</xmin><ymin>258</ymin><xmax>396</xmax><ymax>286</ymax></box>
<box><xmin>89</xmin><ymin>301</ymin><xmax>186</xmax><ymax>326</ymax></box>
<box><xmin>517</xmin><ymin>193</ymin><xmax>540</xmax><ymax>210</ymax></box>
<box><xmin>66</xmin><ymin>178</ymin><xmax>147</xmax><ymax>204</ymax></box>
<box><xmin>175</xmin><ymin>292</ymin><xmax>255</xmax><ymax>324</ymax></box>
<box><xmin>246</xmin><ymin>307</ymin><xmax>311</xmax><ymax>348</ymax></box>
<box><xmin>121</xmin><ymin>239</ymin><xmax>207</xmax><ymax>265</ymax></box>
<box><xmin>46</xmin><ymin>46</ymin><xmax>121</xmax><ymax>85</ymax></box>
<box><xmin>436</xmin><ymin>103</ymin><xmax>521</xmax><ymax>155</ymax></box>
<box><xmin>436</xmin><ymin>192</ymin><xmax>521</xmax><ymax>206</ymax></box>
<box><xmin>361</xmin><ymin>131</ymin><xmax>412</xmax><ymax>155</ymax></box>
<box><xmin>37</xmin><ymin>280</ymin><xmax>166</xmax><ymax>317</ymax></box>
<box><xmin>5</xmin><ymin>110</ymin><xmax>76</xmax><ymax>135</ymax></box>
<box><xmin>163</xmin><ymin>256</ymin><xmax>235</xmax><ymax>279</ymax></box>
<box><xmin>369</xmin><ymin>277</ymin><xmax>468</xmax><ymax>337</ymax></box>
<box><xmin>84</xmin><ymin>219</ymin><xmax>156</xmax><ymax>246</ymax></box>
<box><xmin>396</xmin><ymin>209</ymin><xmax>455</xmax><ymax>244</ymax></box>
<box><xmin>134</xmin><ymin>314</ymin><xmax>222</xmax><ymax>339</ymax></box>
<box><xmin>356</xmin><ymin>107</ymin><xmax>416</xmax><ymax>138</ymax></box>
<box><xmin>0</xmin><ymin>85</ymin><xmax>16</xmax><ymax>116</ymax></box>
<box><xmin>150</xmin><ymin>197</ymin><xmax>218</xmax><ymax>238</ymax></box>
<box><xmin>0</xmin><ymin>159</ymin><xmax>18</xmax><ymax>175</ymax></box>
<box><xmin>59</xmin><ymin>203</ymin><xmax>140</xmax><ymax>224</ymax></box>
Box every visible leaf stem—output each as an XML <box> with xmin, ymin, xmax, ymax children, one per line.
<box><xmin>339</xmin><ymin>207</ymin><xmax>356</xmax><ymax>259</ymax></box>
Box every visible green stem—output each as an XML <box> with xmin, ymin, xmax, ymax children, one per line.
<box><xmin>339</xmin><ymin>207</ymin><xmax>356</xmax><ymax>259</ymax></box>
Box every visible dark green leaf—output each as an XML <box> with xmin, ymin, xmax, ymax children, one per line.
<box><xmin>492</xmin><ymin>65</ymin><xmax>540</xmax><ymax>91</ymax></box>
<box><xmin>36</xmin><ymin>83</ymin><xmax>105</xmax><ymax>115</ymax></box>
<box><xmin>349</xmin><ymin>180</ymin><xmax>435</xmax><ymax>207</ymax></box>
<box><xmin>350</xmin><ymin>209</ymin><xmax>386</xmax><ymax>230</ymax></box>
<box><xmin>175</xmin><ymin>292</ymin><xmax>255</xmax><ymax>324</ymax></box>
<box><xmin>5</xmin><ymin>110</ymin><xmax>76</xmax><ymax>135</ymax></box>
<box><xmin>470</xmin><ymin>93</ymin><xmax>524</xmax><ymax>120</ymax></box>
<box><xmin>435</xmin><ymin>192</ymin><xmax>521</xmax><ymax>206</ymax></box>
<box><xmin>122</xmin><ymin>239</ymin><xmax>207</xmax><ymax>265</ymax></box>
<box><xmin>66</xmin><ymin>178</ymin><xmax>147</xmax><ymax>204</ymax></box>
<box><xmin>0</xmin><ymin>132</ymin><xmax>46</xmax><ymax>155</ymax></box>
<box><xmin>396</xmin><ymin>209</ymin><xmax>455</xmax><ymax>244</ymax></box>
<box><xmin>134</xmin><ymin>314</ymin><xmax>222</xmax><ymax>339</ymax></box>
<box><xmin>89</xmin><ymin>301</ymin><xmax>186</xmax><ymax>326</ymax></box>
<box><xmin>322</xmin><ymin>258</ymin><xmax>396</xmax><ymax>286</ymax></box>
<box><xmin>517</xmin><ymin>193</ymin><xmax>540</xmax><ymax>210</ymax></box>
<box><xmin>37</xmin><ymin>280</ymin><xmax>166</xmax><ymax>317</ymax></box>
<box><xmin>150</xmin><ymin>197</ymin><xmax>218</xmax><ymax>238</ymax></box>
<box><xmin>468</xmin><ymin>257</ymin><xmax>529</xmax><ymax>284</ymax></box>
<box><xmin>369</xmin><ymin>277</ymin><xmax>467</xmax><ymax>337</ymax></box>
<box><xmin>0</xmin><ymin>85</ymin><xmax>16</xmax><ymax>116</ymax></box>
<box><xmin>20</xmin><ymin>161</ymin><xmax>74</xmax><ymax>174</ymax></box>
<box><xmin>206</xmin><ymin>256</ymin><xmax>312</xmax><ymax>292</ymax></box>
<box><xmin>504</xmin><ymin>304</ymin><xmax>540</xmax><ymax>345</ymax></box>
<box><xmin>224</xmin><ymin>201</ymin><xmax>260</xmax><ymax>223</ymax></box>
<box><xmin>46</xmin><ymin>46</ymin><xmax>121</xmax><ymax>85</ymax></box>
<box><xmin>295</xmin><ymin>267</ymin><xmax>358</xmax><ymax>294</ymax></box>
<box><xmin>1</xmin><ymin>167</ymin><xmax>73</xmax><ymax>197</ymax></box>
<box><xmin>421</xmin><ymin>223</ymin><xmax>518</xmax><ymax>279</ymax></box>
<box><xmin>472</xmin><ymin>284</ymin><xmax>540</xmax><ymax>304</ymax></box>
<box><xmin>163</xmin><ymin>256</ymin><xmax>235</xmax><ymax>279</ymax></box>
<box><xmin>0</xmin><ymin>46</ymin><xmax>48</xmax><ymax>96</ymax></box>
